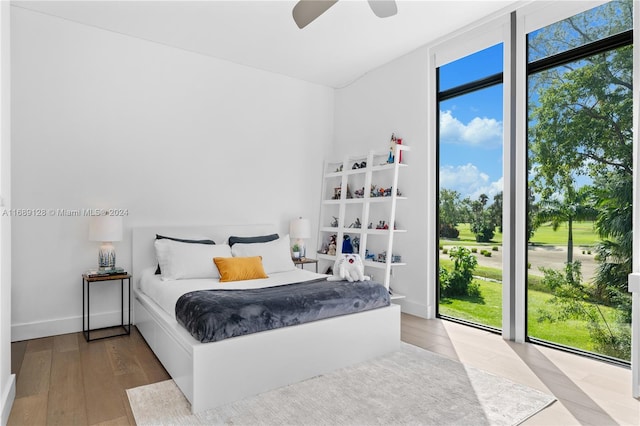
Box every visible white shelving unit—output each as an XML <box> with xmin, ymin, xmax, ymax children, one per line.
<box><xmin>316</xmin><ymin>145</ymin><xmax>409</xmax><ymax>291</ymax></box>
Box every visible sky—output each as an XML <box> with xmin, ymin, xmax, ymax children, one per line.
<box><xmin>438</xmin><ymin>0</ymin><xmax>631</xmax><ymax>204</ymax></box>
<box><xmin>439</xmin><ymin>43</ymin><xmax>504</xmax><ymax>202</ymax></box>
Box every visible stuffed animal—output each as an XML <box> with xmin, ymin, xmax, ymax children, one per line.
<box><xmin>327</xmin><ymin>254</ymin><xmax>370</xmax><ymax>282</ymax></box>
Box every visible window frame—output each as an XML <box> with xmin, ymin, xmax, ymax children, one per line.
<box><xmin>430</xmin><ymin>15</ymin><xmax>515</xmax><ymax>337</ymax></box>
<box><xmin>524</xmin><ymin>7</ymin><xmax>633</xmax><ymax>362</ymax></box>
<box><xmin>428</xmin><ymin>1</ymin><xmax>637</xmax><ymax>350</ymax></box>
<box><xmin>436</xmin><ymin>61</ymin><xmax>505</xmax><ymax>333</ymax></box>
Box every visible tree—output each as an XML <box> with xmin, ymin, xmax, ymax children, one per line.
<box><xmin>527</xmin><ymin>188</ymin><xmax>539</xmax><ymax>243</ymax></box>
<box><xmin>439</xmin><ymin>189</ymin><xmax>463</xmax><ymax>238</ymax></box>
<box><xmin>470</xmin><ymin>193</ymin><xmax>495</xmax><ymax>242</ymax></box>
<box><xmin>489</xmin><ymin>192</ymin><xmax>503</xmax><ymax>233</ymax></box>
<box><xmin>439</xmin><ymin>246</ymin><xmax>479</xmax><ymax>298</ymax></box>
<box><xmin>528</xmin><ymin>0</ymin><xmax>633</xmax><ymax>296</ymax></box>
<box><xmin>534</xmin><ymin>185</ymin><xmax>597</xmax><ymax>264</ymax></box>
<box><xmin>591</xmin><ymin>171</ymin><xmax>633</xmax><ymax>304</ymax></box>
<box><xmin>537</xmin><ymin>262</ymin><xmax>630</xmax><ymax>360</ymax></box>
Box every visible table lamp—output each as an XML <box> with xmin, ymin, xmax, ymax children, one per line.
<box><xmin>290</xmin><ymin>217</ymin><xmax>311</xmax><ymax>259</ymax></box>
<box><xmin>89</xmin><ymin>214</ymin><xmax>123</xmax><ymax>269</ymax></box>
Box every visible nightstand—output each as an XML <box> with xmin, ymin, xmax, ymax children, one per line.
<box><xmin>82</xmin><ymin>273</ymin><xmax>131</xmax><ymax>342</ymax></box>
<box><xmin>292</xmin><ymin>258</ymin><xmax>318</xmax><ymax>273</ymax></box>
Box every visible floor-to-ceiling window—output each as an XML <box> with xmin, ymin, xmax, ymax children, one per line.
<box><xmin>437</xmin><ymin>44</ymin><xmax>504</xmax><ymax>330</ymax></box>
<box><xmin>526</xmin><ymin>0</ymin><xmax>633</xmax><ymax>362</ymax></box>
<box><xmin>433</xmin><ymin>0</ymin><xmax>634</xmax><ymax>362</ymax></box>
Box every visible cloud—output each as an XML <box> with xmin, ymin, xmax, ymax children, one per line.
<box><xmin>440</xmin><ymin>163</ymin><xmax>503</xmax><ymax>201</ymax></box>
<box><xmin>440</xmin><ymin>110</ymin><xmax>502</xmax><ymax>148</ymax></box>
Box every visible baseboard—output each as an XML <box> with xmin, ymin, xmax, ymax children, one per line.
<box><xmin>1</xmin><ymin>374</ymin><xmax>15</xmax><ymax>426</ymax></box>
<box><xmin>11</xmin><ymin>310</ymin><xmax>127</xmax><ymax>341</ymax></box>
<box><xmin>395</xmin><ymin>298</ymin><xmax>431</xmax><ymax>319</ymax></box>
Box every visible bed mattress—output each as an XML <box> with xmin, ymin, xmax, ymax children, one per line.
<box><xmin>138</xmin><ymin>267</ymin><xmax>330</xmax><ymax>319</ymax></box>
<box><xmin>175</xmin><ymin>278</ymin><xmax>391</xmax><ymax>343</ymax></box>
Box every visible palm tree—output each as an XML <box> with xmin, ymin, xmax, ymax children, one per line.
<box><xmin>534</xmin><ymin>185</ymin><xmax>597</xmax><ymax>265</ymax></box>
<box><xmin>592</xmin><ymin>171</ymin><xmax>633</xmax><ymax>300</ymax></box>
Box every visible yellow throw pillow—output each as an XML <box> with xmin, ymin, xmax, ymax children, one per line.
<box><xmin>213</xmin><ymin>256</ymin><xmax>269</xmax><ymax>282</ymax></box>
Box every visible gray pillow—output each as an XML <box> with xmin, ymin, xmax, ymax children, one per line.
<box><xmin>154</xmin><ymin>235</ymin><xmax>216</xmax><ymax>274</ymax></box>
<box><xmin>228</xmin><ymin>233</ymin><xmax>279</xmax><ymax>247</ymax></box>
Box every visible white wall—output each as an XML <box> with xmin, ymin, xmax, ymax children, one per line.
<box><xmin>332</xmin><ymin>0</ymin><xmax>637</xmax><ymax>324</ymax></box>
<box><xmin>333</xmin><ymin>47</ymin><xmax>433</xmax><ymax>317</ymax></box>
<box><xmin>10</xmin><ymin>7</ymin><xmax>334</xmax><ymax>340</ymax></box>
<box><xmin>1</xmin><ymin>1</ymin><xmax>15</xmax><ymax>422</ymax></box>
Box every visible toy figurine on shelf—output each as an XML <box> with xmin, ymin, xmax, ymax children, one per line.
<box><xmin>388</xmin><ymin>133</ymin><xmax>396</xmax><ymax>164</ymax></box>
<box><xmin>328</xmin><ymin>235</ymin><xmax>337</xmax><ymax>256</ymax></box>
<box><xmin>354</xmin><ymin>187</ymin><xmax>365</xmax><ymax>198</ymax></box>
<box><xmin>376</xmin><ymin>220</ymin><xmax>386</xmax><ymax>230</ymax></box>
<box><xmin>365</xmin><ymin>250</ymin><xmax>375</xmax><ymax>261</ymax></box>
<box><xmin>330</xmin><ymin>216</ymin><xmax>339</xmax><ymax>227</ymax></box>
<box><xmin>352</xmin><ymin>237</ymin><xmax>360</xmax><ymax>253</ymax></box>
<box><xmin>368</xmin><ymin>222</ymin><xmax>373</xmax><ymax>229</ymax></box>
<box><xmin>342</xmin><ymin>235</ymin><xmax>353</xmax><ymax>254</ymax></box>
<box><xmin>350</xmin><ymin>218</ymin><xmax>361</xmax><ymax>228</ymax></box>
<box><xmin>333</xmin><ymin>187</ymin><xmax>341</xmax><ymax>200</ymax></box>
<box><xmin>318</xmin><ymin>243</ymin><xmax>328</xmax><ymax>254</ymax></box>
<box><xmin>346</xmin><ymin>185</ymin><xmax>353</xmax><ymax>199</ymax></box>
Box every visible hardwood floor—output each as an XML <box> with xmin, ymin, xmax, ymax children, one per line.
<box><xmin>8</xmin><ymin>327</ymin><xmax>169</xmax><ymax>426</ymax></box>
<box><xmin>8</xmin><ymin>315</ymin><xmax>640</xmax><ymax>425</ymax></box>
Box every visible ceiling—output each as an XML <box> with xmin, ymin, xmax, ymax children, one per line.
<box><xmin>13</xmin><ymin>0</ymin><xmax>520</xmax><ymax>88</ymax></box>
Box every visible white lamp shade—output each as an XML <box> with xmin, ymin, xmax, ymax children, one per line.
<box><xmin>89</xmin><ymin>215</ymin><xmax>123</xmax><ymax>242</ymax></box>
<box><xmin>290</xmin><ymin>217</ymin><xmax>311</xmax><ymax>239</ymax></box>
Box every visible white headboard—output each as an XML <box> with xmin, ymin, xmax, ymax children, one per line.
<box><xmin>132</xmin><ymin>224</ymin><xmax>278</xmax><ymax>288</ymax></box>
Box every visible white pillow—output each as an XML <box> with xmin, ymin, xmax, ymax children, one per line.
<box><xmin>231</xmin><ymin>234</ymin><xmax>296</xmax><ymax>274</ymax></box>
<box><xmin>154</xmin><ymin>239</ymin><xmax>232</xmax><ymax>281</ymax></box>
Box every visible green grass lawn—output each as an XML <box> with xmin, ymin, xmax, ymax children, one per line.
<box><xmin>439</xmin><ymin>258</ymin><xmax>545</xmax><ymax>291</ymax></box>
<box><xmin>441</xmin><ymin>223</ymin><xmax>502</xmax><ymax>246</ymax></box>
<box><xmin>441</xmin><ymin>221</ymin><xmax>600</xmax><ymax>247</ymax></box>
<box><xmin>530</xmin><ymin>221</ymin><xmax>600</xmax><ymax>246</ymax></box>
<box><xmin>438</xmin><ymin>222</ymin><xmax>628</xmax><ymax>358</ymax></box>
<box><xmin>439</xmin><ymin>279</ymin><xmax>623</xmax><ymax>353</ymax></box>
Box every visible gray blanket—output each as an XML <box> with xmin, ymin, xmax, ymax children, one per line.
<box><xmin>175</xmin><ymin>278</ymin><xmax>390</xmax><ymax>343</ymax></box>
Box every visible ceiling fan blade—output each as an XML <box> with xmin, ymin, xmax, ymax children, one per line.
<box><xmin>293</xmin><ymin>0</ymin><xmax>338</xmax><ymax>29</ymax></box>
<box><xmin>367</xmin><ymin>0</ymin><xmax>397</xmax><ymax>18</ymax></box>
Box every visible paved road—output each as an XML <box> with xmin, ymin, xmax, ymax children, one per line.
<box><xmin>440</xmin><ymin>244</ymin><xmax>597</xmax><ymax>281</ymax></box>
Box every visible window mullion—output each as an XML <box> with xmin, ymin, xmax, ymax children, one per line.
<box><xmin>514</xmin><ymin>7</ymin><xmax>529</xmax><ymax>344</ymax></box>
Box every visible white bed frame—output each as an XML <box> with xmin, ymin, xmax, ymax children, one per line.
<box><xmin>132</xmin><ymin>224</ymin><xmax>401</xmax><ymax>413</ymax></box>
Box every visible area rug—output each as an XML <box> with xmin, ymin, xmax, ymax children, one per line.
<box><xmin>127</xmin><ymin>344</ymin><xmax>555</xmax><ymax>425</ymax></box>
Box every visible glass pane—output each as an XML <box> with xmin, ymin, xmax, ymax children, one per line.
<box><xmin>527</xmin><ymin>13</ymin><xmax>632</xmax><ymax>360</ymax></box>
<box><xmin>528</xmin><ymin>0</ymin><xmax>633</xmax><ymax>63</ymax></box>
<box><xmin>439</xmin><ymin>44</ymin><xmax>503</xmax><ymax>92</ymax></box>
<box><xmin>438</xmin><ymin>51</ymin><xmax>503</xmax><ymax>330</ymax></box>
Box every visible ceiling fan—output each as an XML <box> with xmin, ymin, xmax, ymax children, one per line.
<box><xmin>293</xmin><ymin>0</ymin><xmax>398</xmax><ymax>29</ymax></box>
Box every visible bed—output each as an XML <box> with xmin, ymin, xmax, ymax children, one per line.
<box><xmin>132</xmin><ymin>224</ymin><xmax>401</xmax><ymax>413</ymax></box>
